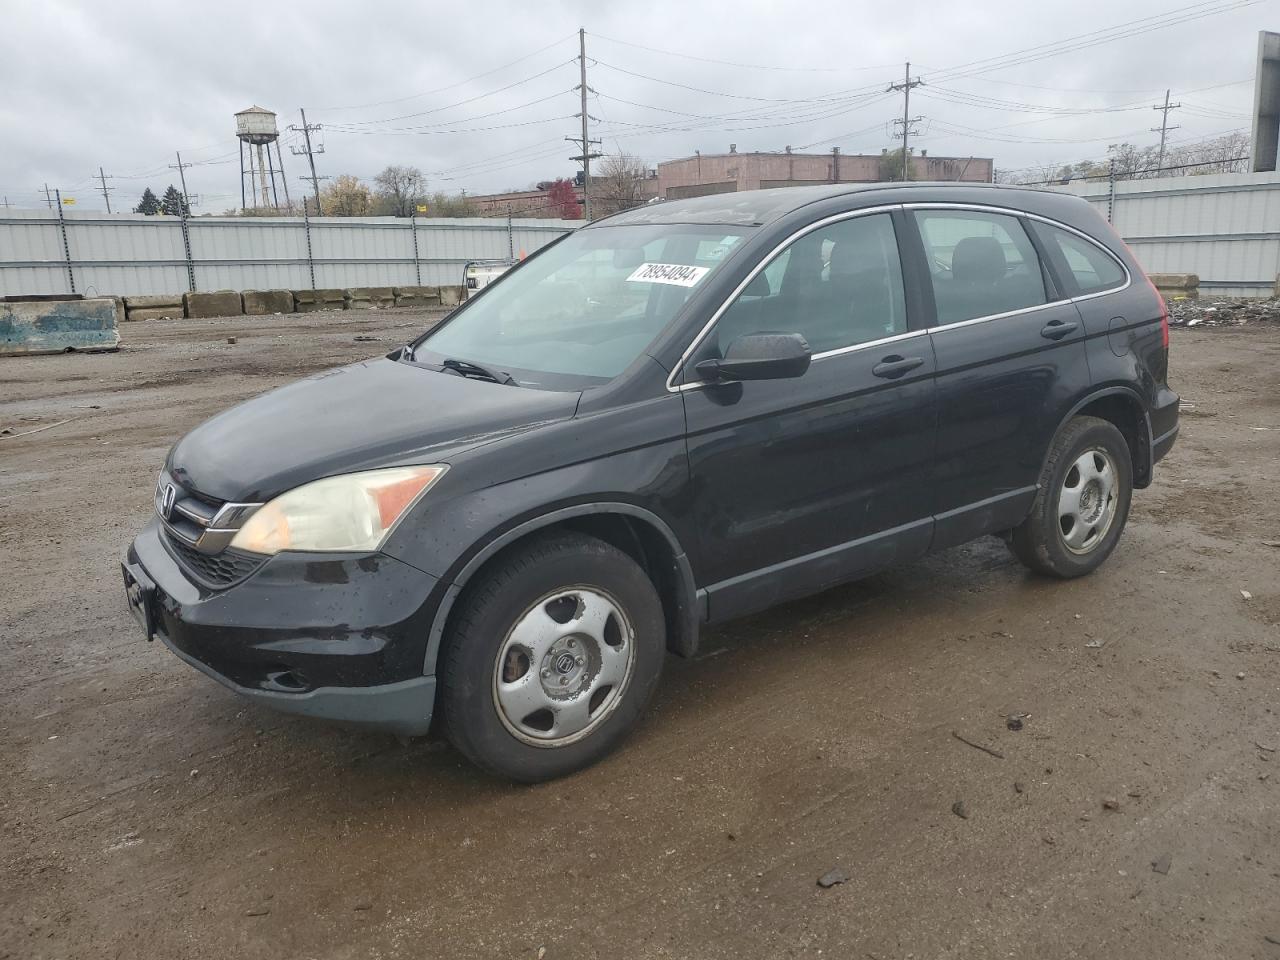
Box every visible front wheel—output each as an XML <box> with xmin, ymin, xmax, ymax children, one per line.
<box><xmin>1009</xmin><ymin>416</ymin><xmax>1133</xmax><ymax>578</ymax></box>
<box><xmin>437</xmin><ymin>532</ymin><xmax>666</xmax><ymax>782</ymax></box>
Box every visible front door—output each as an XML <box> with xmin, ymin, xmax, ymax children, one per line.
<box><xmin>678</xmin><ymin>209</ymin><xmax>937</xmax><ymax>621</ymax></box>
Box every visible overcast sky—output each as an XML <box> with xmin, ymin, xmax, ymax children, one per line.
<box><xmin>1</xmin><ymin>0</ymin><xmax>1273</xmax><ymax>212</ymax></box>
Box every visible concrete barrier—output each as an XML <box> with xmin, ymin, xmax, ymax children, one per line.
<box><xmin>242</xmin><ymin>290</ymin><xmax>295</xmax><ymax>315</ymax></box>
<box><xmin>393</xmin><ymin>286</ymin><xmax>442</xmax><ymax>307</ymax></box>
<box><xmin>123</xmin><ymin>294</ymin><xmax>184</xmax><ymax>322</ymax></box>
<box><xmin>1148</xmin><ymin>273</ymin><xmax>1199</xmax><ymax>299</ymax></box>
<box><xmin>439</xmin><ymin>285</ymin><xmax>463</xmax><ymax>308</ymax></box>
<box><xmin>184</xmin><ymin>290</ymin><xmax>243</xmax><ymax>318</ymax></box>
<box><xmin>1</xmin><ymin>297</ymin><xmax>122</xmax><ymax>356</ymax></box>
<box><xmin>293</xmin><ymin>289</ymin><xmax>347</xmax><ymax>312</ymax></box>
<box><xmin>345</xmin><ymin>287</ymin><xmax>396</xmax><ymax>310</ymax></box>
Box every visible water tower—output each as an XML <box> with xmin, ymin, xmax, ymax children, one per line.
<box><xmin>236</xmin><ymin>105</ymin><xmax>291</xmax><ymax>211</ymax></box>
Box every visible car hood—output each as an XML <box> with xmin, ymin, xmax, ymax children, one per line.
<box><xmin>168</xmin><ymin>358</ymin><xmax>579</xmax><ymax>503</ymax></box>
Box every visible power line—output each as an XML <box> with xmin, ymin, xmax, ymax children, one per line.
<box><xmin>325</xmin><ymin>115</ymin><xmax>577</xmax><ymax>138</ymax></box>
<box><xmin>930</xmin><ymin>0</ymin><xmax>1239</xmax><ymax>79</ymax></box>
<box><xmin>591</xmin><ymin>58</ymin><xmax>884</xmax><ymax>104</ymax></box>
<box><xmin>931</xmin><ymin>0</ymin><xmax>1262</xmax><ymax>83</ymax></box>
<box><xmin>589</xmin><ymin>32</ymin><xmax>850</xmax><ymax>73</ymax></box>
<box><xmin>311</xmin><ymin>34</ymin><xmax>577</xmax><ymax>112</ymax></box>
<box><xmin>330</xmin><ymin>61</ymin><xmax>575</xmax><ymax>127</ymax></box>
<box><xmin>322</xmin><ymin>90</ymin><xmax>574</xmax><ymax>134</ymax></box>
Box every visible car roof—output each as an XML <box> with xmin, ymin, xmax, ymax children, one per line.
<box><xmin>594</xmin><ymin>181</ymin><xmax>1077</xmax><ymax>229</ymax></box>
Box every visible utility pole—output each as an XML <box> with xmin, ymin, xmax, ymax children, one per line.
<box><xmin>42</xmin><ymin>183</ymin><xmax>53</xmax><ymax>209</ymax></box>
<box><xmin>887</xmin><ymin>62</ymin><xmax>924</xmax><ymax>181</ymax></box>
<box><xmin>567</xmin><ymin>27</ymin><xmax>602</xmax><ymax>220</ymax></box>
<box><xmin>290</xmin><ymin>109</ymin><xmax>326</xmax><ymax>215</ymax></box>
<box><xmin>95</xmin><ymin>167</ymin><xmax>115</xmax><ymax>214</ymax></box>
<box><xmin>1151</xmin><ymin>89</ymin><xmax>1182</xmax><ymax>173</ymax></box>
<box><xmin>170</xmin><ymin>152</ymin><xmax>193</xmax><ymax>212</ymax></box>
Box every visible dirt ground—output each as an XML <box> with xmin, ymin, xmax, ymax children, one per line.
<box><xmin>2</xmin><ymin>310</ymin><xmax>1278</xmax><ymax>960</ymax></box>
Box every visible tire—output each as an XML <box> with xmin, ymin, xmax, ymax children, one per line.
<box><xmin>1009</xmin><ymin>415</ymin><xmax>1133</xmax><ymax>579</ymax></box>
<box><xmin>437</xmin><ymin>532</ymin><xmax>666</xmax><ymax>782</ymax></box>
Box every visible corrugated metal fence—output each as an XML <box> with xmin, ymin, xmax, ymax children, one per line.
<box><xmin>0</xmin><ymin>211</ymin><xmax>579</xmax><ymax>298</ymax></box>
<box><xmin>1049</xmin><ymin>171</ymin><xmax>1280</xmax><ymax>297</ymax></box>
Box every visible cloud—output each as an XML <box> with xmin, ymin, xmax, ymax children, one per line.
<box><xmin>0</xmin><ymin>0</ymin><xmax>1266</xmax><ymax>210</ymax></box>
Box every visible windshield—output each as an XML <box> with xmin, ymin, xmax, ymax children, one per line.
<box><xmin>412</xmin><ymin>223</ymin><xmax>751</xmax><ymax>388</ymax></box>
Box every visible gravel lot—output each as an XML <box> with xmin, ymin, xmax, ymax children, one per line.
<box><xmin>2</xmin><ymin>310</ymin><xmax>1279</xmax><ymax>959</ymax></box>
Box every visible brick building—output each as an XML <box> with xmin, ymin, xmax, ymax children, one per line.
<box><xmin>465</xmin><ymin>184</ymin><xmax>584</xmax><ymax>217</ymax></box>
<box><xmin>465</xmin><ymin>170</ymin><xmax>661</xmax><ymax>218</ymax></box>
<box><xmin>657</xmin><ymin>146</ymin><xmax>994</xmax><ymax>199</ymax></box>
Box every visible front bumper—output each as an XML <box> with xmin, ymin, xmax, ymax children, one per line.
<box><xmin>124</xmin><ymin>519</ymin><xmax>443</xmax><ymax>736</ymax></box>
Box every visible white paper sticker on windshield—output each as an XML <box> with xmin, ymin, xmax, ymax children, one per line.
<box><xmin>626</xmin><ymin>262</ymin><xmax>710</xmax><ymax>287</ymax></box>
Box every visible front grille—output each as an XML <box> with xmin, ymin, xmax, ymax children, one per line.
<box><xmin>156</xmin><ymin>473</ymin><xmax>262</xmax><ymax>559</ymax></box>
<box><xmin>163</xmin><ymin>530</ymin><xmax>265</xmax><ymax>587</ymax></box>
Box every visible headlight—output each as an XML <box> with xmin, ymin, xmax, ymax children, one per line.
<box><xmin>229</xmin><ymin>465</ymin><xmax>446</xmax><ymax>555</ymax></box>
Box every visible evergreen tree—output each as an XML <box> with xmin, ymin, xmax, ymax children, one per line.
<box><xmin>160</xmin><ymin>185</ymin><xmax>190</xmax><ymax>217</ymax></box>
<box><xmin>134</xmin><ymin>187</ymin><xmax>161</xmax><ymax>215</ymax></box>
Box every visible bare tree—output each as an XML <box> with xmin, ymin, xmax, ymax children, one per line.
<box><xmin>422</xmin><ymin>191</ymin><xmax>475</xmax><ymax>218</ymax></box>
<box><xmin>593</xmin><ymin>153</ymin><xmax>651</xmax><ymax>217</ymax></box>
<box><xmin>1169</xmin><ymin>131</ymin><xmax>1251</xmax><ymax>175</ymax></box>
<box><xmin>373</xmin><ymin>165</ymin><xmax>427</xmax><ymax>217</ymax></box>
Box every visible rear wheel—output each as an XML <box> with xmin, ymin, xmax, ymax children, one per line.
<box><xmin>1009</xmin><ymin>416</ymin><xmax>1133</xmax><ymax>578</ymax></box>
<box><xmin>438</xmin><ymin>532</ymin><xmax>665</xmax><ymax>782</ymax></box>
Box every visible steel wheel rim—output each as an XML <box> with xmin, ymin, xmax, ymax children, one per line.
<box><xmin>492</xmin><ymin>585</ymin><xmax>637</xmax><ymax>748</ymax></box>
<box><xmin>1057</xmin><ymin>446</ymin><xmax>1119</xmax><ymax>555</ymax></box>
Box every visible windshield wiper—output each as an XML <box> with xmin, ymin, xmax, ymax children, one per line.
<box><xmin>439</xmin><ymin>357</ymin><xmax>517</xmax><ymax>386</ymax></box>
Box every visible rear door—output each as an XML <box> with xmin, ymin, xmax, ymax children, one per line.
<box><xmin>907</xmin><ymin>205</ymin><xmax>1091</xmax><ymax>549</ymax></box>
<box><xmin>678</xmin><ymin>208</ymin><xmax>937</xmax><ymax>621</ymax></box>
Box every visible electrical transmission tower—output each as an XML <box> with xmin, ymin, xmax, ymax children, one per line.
<box><xmin>95</xmin><ymin>167</ymin><xmax>115</xmax><ymax>213</ymax></box>
<box><xmin>289</xmin><ymin>109</ymin><xmax>328</xmax><ymax>215</ymax></box>
<box><xmin>568</xmin><ymin>27</ymin><xmax>602</xmax><ymax>219</ymax></box>
<box><xmin>1151</xmin><ymin>89</ymin><xmax>1182</xmax><ymax>173</ymax></box>
<box><xmin>887</xmin><ymin>62</ymin><xmax>925</xmax><ymax>181</ymax></box>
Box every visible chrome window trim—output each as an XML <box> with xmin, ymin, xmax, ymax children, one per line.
<box><xmin>665</xmin><ymin>204</ymin><xmax>903</xmax><ymax>394</ymax></box>
<box><xmin>667</xmin><ymin>200</ymin><xmax>1133</xmax><ymax>394</ymax></box>
<box><xmin>903</xmin><ymin>201</ymin><xmax>1133</xmax><ymax>303</ymax></box>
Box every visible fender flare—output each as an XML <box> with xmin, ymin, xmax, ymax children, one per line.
<box><xmin>1041</xmin><ymin>386</ymin><xmax>1153</xmax><ymax>486</ymax></box>
<box><xmin>423</xmin><ymin>501</ymin><xmax>701</xmax><ymax>676</ymax></box>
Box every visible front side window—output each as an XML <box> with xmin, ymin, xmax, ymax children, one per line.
<box><xmin>914</xmin><ymin>210</ymin><xmax>1047</xmax><ymax>325</ymax></box>
<box><xmin>413</xmin><ymin>223</ymin><xmax>750</xmax><ymax>388</ymax></box>
<box><xmin>1033</xmin><ymin>221</ymin><xmax>1127</xmax><ymax>294</ymax></box>
<box><xmin>712</xmin><ymin>213</ymin><xmax>907</xmax><ymax>356</ymax></box>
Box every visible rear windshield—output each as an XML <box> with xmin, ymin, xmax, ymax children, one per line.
<box><xmin>413</xmin><ymin>223</ymin><xmax>751</xmax><ymax>388</ymax></box>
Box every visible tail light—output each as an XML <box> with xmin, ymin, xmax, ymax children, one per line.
<box><xmin>1143</xmin><ymin>274</ymin><xmax>1170</xmax><ymax>349</ymax></box>
<box><xmin>1120</xmin><ymin>236</ymin><xmax>1169</xmax><ymax>349</ymax></box>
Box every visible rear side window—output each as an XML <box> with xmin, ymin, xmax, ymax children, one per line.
<box><xmin>1033</xmin><ymin>222</ymin><xmax>1127</xmax><ymax>295</ymax></box>
<box><xmin>913</xmin><ymin>211</ymin><xmax>1047</xmax><ymax>325</ymax></box>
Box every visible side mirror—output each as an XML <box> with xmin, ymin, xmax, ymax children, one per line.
<box><xmin>695</xmin><ymin>332</ymin><xmax>812</xmax><ymax>382</ymax></box>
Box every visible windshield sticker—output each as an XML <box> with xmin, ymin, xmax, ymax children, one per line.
<box><xmin>626</xmin><ymin>262</ymin><xmax>711</xmax><ymax>287</ymax></box>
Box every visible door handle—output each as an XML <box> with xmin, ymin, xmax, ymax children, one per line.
<box><xmin>871</xmin><ymin>355</ymin><xmax>925</xmax><ymax>379</ymax></box>
<box><xmin>1040</xmin><ymin>319</ymin><xmax>1079</xmax><ymax>340</ymax></box>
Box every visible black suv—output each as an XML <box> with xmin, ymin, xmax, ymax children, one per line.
<box><xmin>123</xmin><ymin>183</ymin><xmax>1179</xmax><ymax>781</ymax></box>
